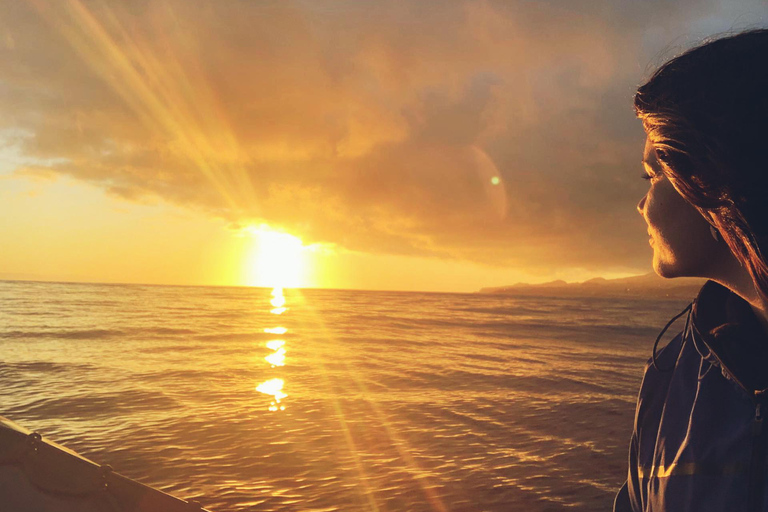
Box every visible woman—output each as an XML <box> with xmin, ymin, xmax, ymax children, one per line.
<box><xmin>614</xmin><ymin>29</ymin><xmax>768</xmax><ymax>511</ymax></box>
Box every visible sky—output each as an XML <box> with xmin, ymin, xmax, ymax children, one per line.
<box><xmin>1</xmin><ymin>0</ymin><xmax>767</xmax><ymax>292</ymax></box>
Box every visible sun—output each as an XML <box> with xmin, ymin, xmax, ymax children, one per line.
<box><xmin>244</xmin><ymin>227</ymin><xmax>309</xmax><ymax>288</ymax></box>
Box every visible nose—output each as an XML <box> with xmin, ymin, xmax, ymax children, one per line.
<box><xmin>637</xmin><ymin>194</ymin><xmax>647</xmax><ymax>216</ymax></box>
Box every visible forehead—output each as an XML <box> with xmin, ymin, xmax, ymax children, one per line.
<box><xmin>643</xmin><ymin>136</ymin><xmax>661</xmax><ymax>169</ymax></box>
<box><xmin>643</xmin><ymin>137</ymin><xmax>655</xmax><ymax>161</ymax></box>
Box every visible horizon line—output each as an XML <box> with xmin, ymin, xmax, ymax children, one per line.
<box><xmin>0</xmin><ymin>276</ymin><xmax>491</xmax><ymax>295</ymax></box>
<box><xmin>0</xmin><ymin>270</ymin><xmax>668</xmax><ymax>295</ymax></box>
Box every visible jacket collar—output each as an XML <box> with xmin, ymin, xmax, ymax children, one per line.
<box><xmin>691</xmin><ymin>280</ymin><xmax>768</xmax><ymax>392</ymax></box>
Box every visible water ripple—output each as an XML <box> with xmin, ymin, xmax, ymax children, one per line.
<box><xmin>0</xmin><ymin>280</ymin><xmax>689</xmax><ymax>511</ymax></box>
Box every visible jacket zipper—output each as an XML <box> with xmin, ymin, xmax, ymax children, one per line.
<box><xmin>749</xmin><ymin>390</ymin><xmax>767</xmax><ymax>511</ymax></box>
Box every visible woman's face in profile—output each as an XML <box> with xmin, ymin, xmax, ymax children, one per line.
<box><xmin>637</xmin><ymin>137</ymin><xmax>722</xmax><ymax>279</ymax></box>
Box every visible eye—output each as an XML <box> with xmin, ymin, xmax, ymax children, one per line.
<box><xmin>641</xmin><ymin>173</ymin><xmax>653</xmax><ymax>181</ymax></box>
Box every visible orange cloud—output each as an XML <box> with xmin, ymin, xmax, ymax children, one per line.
<box><xmin>2</xmin><ymin>0</ymin><xmax>762</xmax><ymax>273</ymax></box>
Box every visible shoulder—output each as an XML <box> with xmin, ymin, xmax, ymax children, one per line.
<box><xmin>643</xmin><ymin>329</ymin><xmax>686</xmax><ymax>377</ymax></box>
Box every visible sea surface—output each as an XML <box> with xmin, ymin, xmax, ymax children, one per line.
<box><xmin>0</xmin><ymin>280</ymin><xmax>696</xmax><ymax>511</ymax></box>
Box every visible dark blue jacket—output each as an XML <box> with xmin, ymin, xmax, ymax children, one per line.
<box><xmin>614</xmin><ymin>281</ymin><xmax>768</xmax><ymax>512</ymax></box>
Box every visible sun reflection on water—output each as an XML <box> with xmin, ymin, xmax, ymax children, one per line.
<box><xmin>255</xmin><ymin>377</ymin><xmax>287</xmax><ymax>411</ymax></box>
<box><xmin>265</xmin><ymin>347</ymin><xmax>286</xmax><ymax>367</ymax></box>
<box><xmin>270</xmin><ymin>287</ymin><xmax>288</xmax><ymax>310</ymax></box>
<box><xmin>257</xmin><ymin>287</ymin><xmax>291</xmax><ymax>411</ymax></box>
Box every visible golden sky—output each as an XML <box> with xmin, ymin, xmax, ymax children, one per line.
<box><xmin>1</xmin><ymin>0</ymin><xmax>766</xmax><ymax>291</ymax></box>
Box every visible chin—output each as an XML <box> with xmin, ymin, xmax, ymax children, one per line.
<box><xmin>653</xmin><ymin>267</ymin><xmax>681</xmax><ymax>279</ymax></box>
<box><xmin>652</xmin><ymin>253</ymin><xmax>703</xmax><ymax>279</ymax></box>
<box><xmin>652</xmin><ymin>253</ymin><xmax>684</xmax><ymax>279</ymax></box>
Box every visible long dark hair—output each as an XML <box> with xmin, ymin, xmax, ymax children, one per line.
<box><xmin>635</xmin><ymin>29</ymin><xmax>768</xmax><ymax>299</ymax></box>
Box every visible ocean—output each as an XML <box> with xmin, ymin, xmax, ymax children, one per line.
<box><xmin>0</xmin><ymin>280</ymin><xmax>695</xmax><ymax>511</ymax></box>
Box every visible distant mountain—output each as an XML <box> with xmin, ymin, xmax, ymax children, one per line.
<box><xmin>479</xmin><ymin>272</ymin><xmax>706</xmax><ymax>299</ymax></box>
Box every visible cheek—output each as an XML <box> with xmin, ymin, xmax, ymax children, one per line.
<box><xmin>654</xmin><ymin>189</ymin><xmax>711</xmax><ymax>252</ymax></box>
<box><xmin>644</xmin><ymin>186</ymin><xmax>669</xmax><ymax>230</ymax></box>
<box><xmin>645</xmin><ymin>183</ymin><xmax>703</xmax><ymax>245</ymax></box>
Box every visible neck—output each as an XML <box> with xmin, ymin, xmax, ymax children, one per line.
<box><xmin>714</xmin><ymin>269</ymin><xmax>768</xmax><ymax>336</ymax></box>
<box><xmin>755</xmin><ymin>307</ymin><xmax>768</xmax><ymax>336</ymax></box>
<box><xmin>749</xmin><ymin>299</ymin><xmax>768</xmax><ymax>337</ymax></box>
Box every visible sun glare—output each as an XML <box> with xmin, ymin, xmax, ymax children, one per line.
<box><xmin>244</xmin><ymin>227</ymin><xmax>310</xmax><ymax>288</ymax></box>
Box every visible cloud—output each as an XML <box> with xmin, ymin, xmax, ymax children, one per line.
<box><xmin>2</xmin><ymin>0</ymin><xmax>766</xmax><ymax>272</ymax></box>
